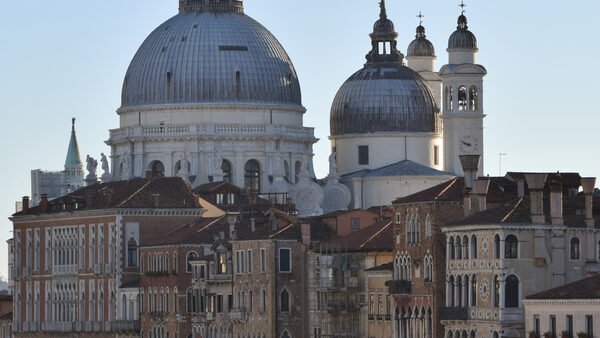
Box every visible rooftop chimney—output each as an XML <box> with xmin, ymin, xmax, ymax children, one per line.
<box><xmin>85</xmin><ymin>190</ymin><xmax>94</xmax><ymax>209</ymax></box>
<box><xmin>459</xmin><ymin>155</ymin><xmax>481</xmax><ymax>190</ymax></box>
<box><xmin>474</xmin><ymin>179</ymin><xmax>491</xmax><ymax>213</ymax></box>
<box><xmin>21</xmin><ymin>196</ymin><xmax>30</xmax><ymax>213</ymax></box>
<box><xmin>104</xmin><ymin>188</ymin><xmax>114</xmax><ymax>205</ymax></box>
<box><xmin>250</xmin><ymin>218</ymin><xmax>256</xmax><ymax>232</ymax></box>
<box><xmin>581</xmin><ymin>177</ymin><xmax>596</xmax><ymax>228</ymax></box>
<box><xmin>226</xmin><ymin>213</ymin><xmax>239</xmax><ymax>239</ymax></box>
<box><xmin>524</xmin><ymin>174</ymin><xmax>548</xmax><ymax>224</ymax></box>
<box><xmin>40</xmin><ymin>194</ymin><xmax>49</xmax><ymax>213</ymax></box>
<box><xmin>152</xmin><ymin>193</ymin><xmax>160</xmax><ymax>208</ymax></box>
<box><xmin>460</xmin><ymin>155</ymin><xmax>481</xmax><ymax>216</ymax></box>
<box><xmin>301</xmin><ymin>222</ymin><xmax>311</xmax><ymax>246</ymax></box>
<box><xmin>517</xmin><ymin>178</ymin><xmax>526</xmax><ymax>197</ymax></box>
<box><xmin>548</xmin><ymin>177</ymin><xmax>564</xmax><ymax>226</ymax></box>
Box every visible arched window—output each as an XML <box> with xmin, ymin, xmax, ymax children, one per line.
<box><xmin>469</xmin><ymin>86</ymin><xmax>478</xmax><ymax>111</ymax></box>
<box><xmin>455</xmin><ymin>236</ymin><xmax>462</xmax><ymax>260</ymax></box>
<box><xmin>425</xmin><ymin>214</ymin><xmax>432</xmax><ymax>239</ymax></box>
<box><xmin>221</xmin><ymin>160</ymin><xmax>232</xmax><ymax>183</ymax></box>
<box><xmin>281</xmin><ymin>330</ymin><xmax>291</xmax><ymax>338</ymax></box>
<box><xmin>470</xmin><ymin>235</ymin><xmax>478</xmax><ymax>259</ymax></box>
<box><xmin>151</xmin><ymin>161</ymin><xmax>165</xmax><ymax>177</ymax></box>
<box><xmin>449</xmin><ymin>237</ymin><xmax>455</xmax><ymax>260</ymax></box>
<box><xmin>244</xmin><ymin>160</ymin><xmax>261</xmax><ymax>194</ymax></box>
<box><xmin>493</xmin><ymin>332</ymin><xmax>499</xmax><ymax>338</ymax></box>
<box><xmin>186</xmin><ymin>252</ymin><xmax>198</xmax><ymax>273</ymax></box>
<box><xmin>449</xmin><ymin>87</ymin><xmax>454</xmax><ymax>111</ymax></box>
<box><xmin>280</xmin><ymin>289</ymin><xmax>290</xmax><ymax>312</ymax></box>
<box><xmin>127</xmin><ymin>238</ymin><xmax>138</xmax><ymax>267</ymax></box>
<box><xmin>186</xmin><ymin>288</ymin><xmax>197</xmax><ymax>313</ymax></box>
<box><xmin>444</xmin><ymin>87</ymin><xmax>450</xmax><ymax>111</ymax></box>
<box><xmin>494</xmin><ymin>234</ymin><xmax>501</xmax><ymax>259</ymax></box>
<box><xmin>505</xmin><ymin>275</ymin><xmax>520</xmax><ymax>308</ymax></box>
<box><xmin>462</xmin><ymin>236</ymin><xmax>469</xmax><ymax>259</ymax></box>
<box><xmin>458</xmin><ymin>86</ymin><xmax>467</xmax><ymax>111</ymax></box>
<box><xmin>173</xmin><ymin>252</ymin><xmax>178</xmax><ymax>274</ymax></box>
<box><xmin>570</xmin><ymin>237</ymin><xmax>580</xmax><ymax>260</ymax></box>
<box><xmin>456</xmin><ymin>276</ymin><xmax>463</xmax><ymax>307</ymax></box>
<box><xmin>470</xmin><ymin>275</ymin><xmax>477</xmax><ymax>307</ymax></box>
<box><xmin>505</xmin><ymin>235</ymin><xmax>518</xmax><ymax>259</ymax></box>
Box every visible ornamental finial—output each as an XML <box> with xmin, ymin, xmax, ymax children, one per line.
<box><xmin>459</xmin><ymin>0</ymin><xmax>467</xmax><ymax>15</ymax></box>
<box><xmin>417</xmin><ymin>11</ymin><xmax>424</xmax><ymax>26</ymax></box>
<box><xmin>379</xmin><ymin>0</ymin><xmax>387</xmax><ymax>19</ymax></box>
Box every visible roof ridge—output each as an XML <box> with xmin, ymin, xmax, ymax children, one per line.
<box><xmin>501</xmin><ymin>196</ymin><xmax>526</xmax><ymax>223</ymax></box>
<box><xmin>360</xmin><ymin>220</ymin><xmax>392</xmax><ymax>249</ymax></box>
<box><xmin>117</xmin><ymin>178</ymin><xmax>156</xmax><ymax>208</ymax></box>
<box><xmin>435</xmin><ymin>178</ymin><xmax>459</xmax><ymax>200</ymax></box>
<box><xmin>269</xmin><ymin>223</ymin><xmax>296</xmax><ymax>239</ymax></box>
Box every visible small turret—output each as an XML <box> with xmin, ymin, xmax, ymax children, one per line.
<box><xmin>406</xmin><ymin>12</ymin><xmax>436</xmax><ymax>72</ymax></box>
<box><xmin>447</xmin><ymin>1</ymin><xmax>479</xmax><ymax>64</ymax></box>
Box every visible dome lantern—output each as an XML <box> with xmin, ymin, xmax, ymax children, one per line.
<box><xmin>179</xmin><ymin>0</ymin><xmax>244</xmax><ymax>14</ymax></box>
<box><xmin>366</xmin><ymin>0</ymin><xmax>404</xmax><ymax>64</ymax></box>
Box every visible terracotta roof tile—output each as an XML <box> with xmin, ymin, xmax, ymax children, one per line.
<box><xmin>319</xmin><ymin>219</ymin><xmax>394</xmax><ymax>252</ymax></box>
<box><xmin>16</xmin><ymin>177</ymin><xmax>201</xmax><ymax>216</ymax></box>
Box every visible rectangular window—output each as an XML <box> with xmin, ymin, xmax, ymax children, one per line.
<box><xmin>586</xmin><ymin>315</ymin><xmax>593</xmax><ymax>337</ymax></box>
<box><xmin>434</xmin><ymin>145</ymin><xmax>440</xmax><ymax>165</ymax></box>
<box><xmin>228</xmin><ymin>295</ymin><xmax>233</xmax><ymax>312</ymax></box>
<box><xmin>260</xmin><ymin>248</ymin><xmax>266</xmax><ymax>272</ymax></box>
<box><xmin>278</xmin><ymin>248</ymin><xmax>291</xmax><ymax>273</ymax></box>
<box><xmin>369</xmin><ymin>294</ymin><xmax>374</xmax><ymax>319</ymax></box>
<box><xmin>248</xmin><ymin>291</ymin><xmax>253</xmax><ymax>312</ymax></box>
<box><xmin>550</xmin><ymin>315</ymin><xmax>556</xmax><ymax>337</ymax></box>
<box><xmin>235</xmin><ymin>250</ymin><xmax>245</xmax><ymax>274</ymax></box>
<box><xmin>358</xmin><ymin>145</ymin><xmax>369</xmax><ymax>165</ymax></box>
<box><xmin>247</xmin><ymin>250</ymin><xmax>253</xmax><ymax>273</ymax></box>
<box><xmin>534</xmin><ymin>315</ymin><xmax>540</xmax><ymax>336</ymax></box>
<box><xmin>350</xmin><ymin>218</ymin><xmax>360</xmax><ymax>232</ymax></box>
<box><xmin>395</xmin><ymin>213</ymin><xmax>401</xmax><ymax>224</ymax></box>
<box><xmin>566</xmin><ymin>315</ymin><xmax>573</xmax><ymax>338</ymax></box>
<box><xmin>217</xmin><ymin>295</ymin><xmax>223</xmax><ymax>313</ymax></box>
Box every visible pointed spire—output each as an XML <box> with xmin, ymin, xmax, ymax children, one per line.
<box><xmin>379</xmin><ymin>0</ymin><xmax>387</xmax><ymax>19</ymax></box>
<box><xmin>65</xmin><ymin>118</ymin><xmax>83</xmax><ymax>168</ymax></box>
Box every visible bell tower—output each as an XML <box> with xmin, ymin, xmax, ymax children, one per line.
<box><xmin>441</xmin><ymin>2</ymin><xmax>487</xmax><ymax>176</ymax></box>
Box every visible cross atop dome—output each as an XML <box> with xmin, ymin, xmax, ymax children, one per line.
<box><xmin>179</xmin><ymin>0</ymin><xmax>244</xmax><ymax>14</ymax></box>
<box><xmin>379</xmin><ymin>0</ymin><xmax>387</xmax><ymax>19</ymax></box>
<box><xmin>417</xmin><ymin>11</ymin><xmax>424</xmax><ymax>26</ymax></box>
<box><xmin>459</xmin><ymin>0</ymin><xmax>467</xmax><ymax>15</ymax></box>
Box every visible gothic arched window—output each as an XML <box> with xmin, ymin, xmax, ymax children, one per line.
<box><xmin>280</xmin><ymin>289</ymin><xmax>290</xmax><ymax>312</ymax></box>
<box><xmin>494</xmin><ymin>234</ymin><xmax>501</xmax><ymax>259</ymax></box>
<box><xmin>505</xmin><ymin>275</ymin><xmax>520</xmax><ymax>308</ymax></box>
<box><xmin>470</xmin><ymin>235</ymin><xmax>478</xmax><ymax>259</ymax></box>
<box><xmin>505</xmin><ymin>235</ymin><xmax>518</xmax><ymax>259</ymax></box>
<box><xmin>449</xmin><ymin>237</ymin><xmax>455</xmax><ymax>260</ymax></box>
<box><xmin>570</xmin><ymin>237</ymin><xmax>580</xmax><ymax>260</ymax></box>
<box><xmin>244</xmin><ymin>160</ymin><xmax>261</xmax><ymax>194</ymax></box>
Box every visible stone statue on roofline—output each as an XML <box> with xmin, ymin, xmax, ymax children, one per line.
<box><xmin>100</xmin><ymin>153</ymin><xmax>112</xmax><ymax>182</ymax></box>
<box><xmin>85</xmin><ymin>155</ymin><xmax>99</xmax><ymax>185</ymax></box>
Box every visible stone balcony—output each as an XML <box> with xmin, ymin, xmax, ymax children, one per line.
<box><xmin>440</xmin><ymin>306</ymin><xmax>522</xmax><ymax>323</ymax></box>
<box><xmin>229</xmin><ymin>308</ymin><xmax>248</xmax><ymax>322</ymax></box>
<box><xmin>111</xmin><ymin>320</ymin><xmax>140</xmax><ymax>332</ymax></box>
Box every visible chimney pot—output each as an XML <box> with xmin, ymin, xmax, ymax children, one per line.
<box><xmin>474</xmin><ymin>179</ymin><xmax>490</xmax><ymax>212</ymax></box>
<box><xmin>524</xmin><ymin>174</ymin><xmax>548</xmax><ymax>224</ymax></box>
<box><xmin>301</xmin><ymin>223</ymin><xmax>311</xmax><ymax>246</ymax></box>
<box><xmin>21</xmin><ymin>196</ymin><xmax>30</xmax><ymax>213</ymax></box>
<box><xmin>463</xmin><ymin>187</ymin><xmax>472</xmax><ymax>217</ymax></box>
<box><xmin>581</xmin><ymin>177</ymin><xmax>596</xmax><ymax>228</ymax></box>
<box><xmin>152</xmin><ymin>193</ymin><xmax>160</xmax><ymax>208</ymax></box>
<box><xmin>459</xmin><ymin>155</ymin><xmax>481</xmax><ymax>190</ymax></box>
<box><xmin>40</xmin><ymin>194</ymin><xmax>49</xmax><ymax>213</ymax></box>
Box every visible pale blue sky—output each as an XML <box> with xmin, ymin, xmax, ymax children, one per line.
<box><xmin>0</xmin><ymin>0</ymin><xmax>599</xmax><ymax>277</ymax></box>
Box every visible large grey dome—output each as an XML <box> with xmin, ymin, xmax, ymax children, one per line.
<box><xmin>120</xmin><ymin>11</ymin><xmax>302</xmax><ymax>109</ymax></box>
<box><xmin>330</xmin><ymin>1</ymin><xmax>439</xmax><ymax>136</ymax></box>
<box><xmin>330</xmin><ymin>64</ymin><xmax>439</xmax><ymax>136</ymax></box>
<box><xmin>448</xmin><ymin>15</ymin><xmax>478</xmax><ymax>50</ymax></box>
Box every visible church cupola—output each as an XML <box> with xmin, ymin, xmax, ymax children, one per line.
<box><xmin>406</xmin><ymin>13</ymin><xmax>437</xmax><ymax>73</ymax></box>
<box><xmin>179</xmin><ymin>0</ymin><xmax>243</xmax><ymax>14</ymax></box>
<box><xmin>366</xmin><ymin>0</ymin><xmax>404</xmax><ymax>64</ymax></box>
<box><xmin>447</xmin><ymin>1</ymin><xmax>478</xmax><ymax>64</ymax></box>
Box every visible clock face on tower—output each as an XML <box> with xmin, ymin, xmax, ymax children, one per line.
<box><xmin>460</xmin><ymin>135</ymin><xmax>479</xmax><ymax>154</ymax></box>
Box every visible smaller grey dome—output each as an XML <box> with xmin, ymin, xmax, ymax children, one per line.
<box><xmin>448</xmin><ymin>14</ymin><xmax>478</xmax><ymax>50</ymax></box>
<box><xmin>407</xmin><ymin>25</ymin><xmax>435</xmax><ymax>57</ymax></box>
